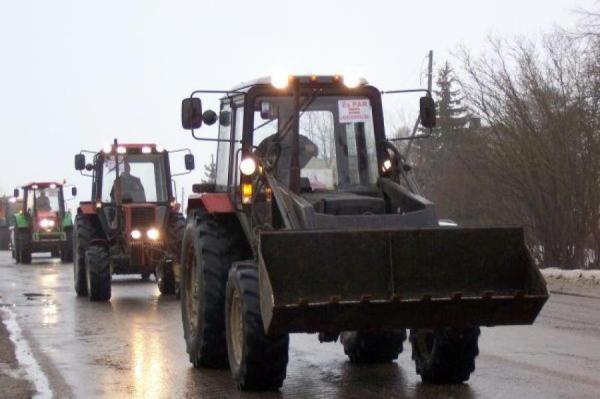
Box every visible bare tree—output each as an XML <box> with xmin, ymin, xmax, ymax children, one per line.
<box><xmin>456</xmin><ymin>29</ymin><xmax>600</xmax><ymax>268</ymax></box>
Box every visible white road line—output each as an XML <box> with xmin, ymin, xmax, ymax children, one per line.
<box><xmin>1</xmin><ymin>307</ymin><xmax>53</xmax><ymax>399</ymax></box>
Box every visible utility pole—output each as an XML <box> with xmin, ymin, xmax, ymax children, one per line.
<box><xmin>404</xmin><ymin>50</ymin><xmax>434</xmax><ymax>158</ymax></box>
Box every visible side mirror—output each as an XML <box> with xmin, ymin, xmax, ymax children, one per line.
<box><xmin>260</xmin><ymin>101</ymin><xmax>275</xmax><ymax>120</ymax></box>
<box><xmin>419</xmin><ymin>96</ymin><xmax>436</xmax><ymax>128</ymax></box>
<box><xmin>13</xmin><ymin>188</ymin><xmax>19</xmax><ymax>198</ymax></box>
<box><xmin>182</xmin><ymin>97</ymin><xmax>203</xmax><ymax>130</ymax></box>
<box><xmin>185</xmin><ymin>154</ymin><xmax>195</xmax><ymax>171</ymax></box>
<box><xmin>75</xmin><ymin>154</ymin><xmax>86</xmax><ymax>170</ymax></box>
<box><xmin>202</xmin><ymin>110</ymin><xmax>218</xmax><ymax>126</ymax></box>
<box><xmin>71</xmin><ymin>187</ymin><xmax>77</xmax><ymax>197</ymax></box>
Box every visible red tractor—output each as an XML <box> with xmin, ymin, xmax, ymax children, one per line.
<box><xmin>73</xmin><ymin>141</ymin><xmax>194</xmax><ymax>301</ymax></box>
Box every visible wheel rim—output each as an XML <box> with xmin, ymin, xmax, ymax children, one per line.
<box><xmin>229</xmin><ymin>288</ymin><xmax>243</xmax><ymax>366</ymax></box>
<box><xmin>184</xmin><ymin>244</ymin><xmax>199</xmax><ymax>333</ymax></box>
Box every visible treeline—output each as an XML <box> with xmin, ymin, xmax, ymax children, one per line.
<box><xmin>409</xmin><ymin>12</ymin><xmax>600</xmax><ymax>269</ymax></box>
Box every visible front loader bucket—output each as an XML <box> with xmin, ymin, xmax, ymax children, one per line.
<box><xmin>258</xmin><ymin>227</ymin><xmax>548</xmax><ymax>335</ymax></box>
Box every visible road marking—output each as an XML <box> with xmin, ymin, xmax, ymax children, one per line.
<box><xmin>1</xmin><ymin>307</ymin><xmax>53</xmax><ymax>398</ymax></box>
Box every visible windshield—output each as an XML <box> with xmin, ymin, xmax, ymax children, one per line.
<box><xmin>27</xmin><ymin>188</ymin><xmax>61</xmax><ymax>213</ymax></box>
<box><xmin>101</xmin><ymin>154</ymin><xmax>168</xmax><ymax>203</ymax></box>
<box><xmin>252</xmin><ymin>95</ymin><xmax>379</xmax><ymax>191</ymax></box>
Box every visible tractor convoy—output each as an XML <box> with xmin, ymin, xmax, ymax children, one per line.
<box><xmin>3</xmin><ymin>73</ymin><xmax>548</xmax><ymax>391</ymax></box>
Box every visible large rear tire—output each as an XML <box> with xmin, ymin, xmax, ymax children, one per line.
<box><xmin>18</xmin><ymin>230</ymin><xmax>31</xmax><ymax>264</ymax></box>
<box><xmin>341</xmin><ymin>330</ymin><xmax>406</xmax><ymax>363</ymax></box>
<box><xmin>410</xmin><ymin>327</ymin><xmax>480</xmax><ymax>384</ymax></box>
<box><xmin>180</xmin><ymin>212</ymin><xmax>244</xmax><ymax>368</ymax></box>
<box><xmin>74</xmin><ymin>215</ymin><xmax>94</xmax><ymax>296</ymax></box>
<box><xmin>226</xmin><ymin>264</ymin><xmax>289</xmax><ymax>391</ymax></box>
<box><xmin>85</xmin><ymin>246</ymin><xmax>111</xmax><ymax>301</ymax></box>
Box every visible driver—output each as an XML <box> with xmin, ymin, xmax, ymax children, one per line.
<box><xmin>111</xmin><ymin>161</ymin><xmax>146</xmax><ymax>203</ymax></box>
<box><xmin>36</xmin><ymin>190</ymin><xmax>51</xmax><ymax>211</ymax></box>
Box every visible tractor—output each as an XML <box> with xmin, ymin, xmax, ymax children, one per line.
<box><xmin>179</xmin><ymin>75</ymin><xmax>548</xmax><ymax>390</ymax></box>
<box><xmin>10</xmin><ymin>182</ymin><xmax>75</xmax><ymax>263</ymax></box>
<box><xmin>73</xmin><ymin>141</ymin><xmax>194</xmax><ymax>301</ymax></box>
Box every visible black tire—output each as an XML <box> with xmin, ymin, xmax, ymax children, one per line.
<box><xmin>410</xmin><ymin>327</ymin><xmax>480</xmax><ymax>384</ymax></box>
<box><xmin>86</xmin><ymin>245</ymin><xmax>111</xmax><ymax>301</ymax></box>
<box><xmin>341</xmin><ymin>330</ymin><xmax>406</xmax><ymax>363</ymax></box>
<box><xmin>141</xmin><ymin>272</ymin><xmax>151</xmax><ymax>281</ymax></box>
<box><xmin>157</xmin><ymin>260</ymin><xmax>176</xmax><ymax>295</ymax></box>
<box><xmin>74</xmin><ymin>215</ymin><xmax>94</xmax><ymax>296</ymax></box>
<box><xmin>61</xmin><ymin>229</ymin><xmax>73</xmax><ymax>262</ymax></box>
<box><xmin>180</xmin><ymin>211</ymin><xmax>244</xmax><ymax>368</ymax></box>
<box><xmin>13</xmin><ymin>231</ymin><xmax>20</xmax><ymax>263</ymax></box>
<box><xmin>51</xmin><ymin>248</ymin><xmax>60</xmax><ymax>258</ymax></box>
<box><xmin>226</xmin><ymin>264</ymin><xmax>289</xmax><ymax>391</ymax></box>
<box><xmin>18</xmin><ymin>230</ymin><xmax>31</xmax><ymax>264</ymax></box>
<box><xmin>157</xmin><ymin>213</ymin><xmax>185</xmax><ymax>295</ymax></box>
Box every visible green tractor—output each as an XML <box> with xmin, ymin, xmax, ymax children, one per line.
<box><xmin>179</xmin><ymin>75</ymin><xmax>548</xmax><ymax>390</ymax></box>
<box><xmin>11</xmin><ymin>182</ymin><xmax>76</xmax><ymax>264</ymax></box>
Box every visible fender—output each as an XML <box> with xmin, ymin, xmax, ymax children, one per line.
<box><xmin>13</xmin><ymin>213</ymin><xmax>29</xmax><ymax>229</ymax></box>
<box><xmin>187</xmin><ymin>193</ymin><xmax>235</xmax><ymax>214</ymax></box>
<box><xmin>62</xmin><ymin>211</ymin><xmax>74</xmax><ymax>228</ymax></box>
<box><xmin>78</xmin><ymin>202</ymin><xmax>96</xmax><ymax>215</ymax></box>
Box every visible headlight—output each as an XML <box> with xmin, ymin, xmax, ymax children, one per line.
<box><xmin>131</xmin><ymin>229</ymin><xmax>142</xmax><ymax>239</ymax></box>
<box><xmin>39</xmin><ymin>219</ymin><xmax>55</xmax><ymax>228</ymax></box>
<box><xmin>381</xmin><ymin>159</ymin><xmax>392</xmax><ymax>172</ymax></box>
<box><xmin>147</xmin><ymin>228</ymin><xmax>160</xmax><ymax>240</ymax></box>
<box><xmin>239</xmin><ymin>157</ymin><xmax>257</xmax><ymax>176</ymax></box>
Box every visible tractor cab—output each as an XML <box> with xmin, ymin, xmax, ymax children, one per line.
<box><xmin>73</xmin><ymin>141</ymin><xmax>193</xmax><ymax>300</ymax></box>
<box><xmin>11</xmin><ymin>182</ymin><xmax>75</xmax><ymax>263</ymax></box>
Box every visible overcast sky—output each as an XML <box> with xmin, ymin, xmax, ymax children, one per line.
<box><xmin>0</xmin><ymin>0</ymin><xmax>595</xmax><ymax>204</ymax></box>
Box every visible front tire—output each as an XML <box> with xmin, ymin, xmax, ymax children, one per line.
<box><xmin>410</xmin><ymin>327</ymin><xmax>480</xmax><ymax>384</ymax></box>
<box><xmin>61</xmin><ymin>229</ymin><xmax>73</xmax><ymax>262</ymax></box>
<box><xmin>341</xmin><ymin>330</ymin><xmax>406</xmax><ymax>363</ymax></box>
<box><xmin>180</xmin><ymin>212</ymin><xmax>243</xmax><ymax>368</ymax></box>
<box><xmin>85</xmin><ymin>246</ymin><xmax>111</xmax><ymax>301</ymax></box>
<box><xmin>74</xmin><ymin>215</ymin><xmax>94</xmax><ymax>296</ymax></box>
<box><xmin>18</xmin><ymin>230</ymin><xmax>31</xmax><ymax>264</ymax></box>
<box><xmin>226</xmin><ymin>264</ymin><xmax>289</xmax><ymax>391</ymax></box>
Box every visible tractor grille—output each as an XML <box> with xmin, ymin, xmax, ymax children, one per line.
<box><xmin>130</xmin><ymin>207</ymin><xmax>155</xmax><ymax>229</ymax></box>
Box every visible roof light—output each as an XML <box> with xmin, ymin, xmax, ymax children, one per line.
<box><xmin>49</xmin><ymin>183</ymin><xmax>57</xmax><ymax>189</ymax></box>
<box><xmin>95</xmin><ymin>201</ymin><xmax>102</xmax><ymax>209</ymax></box>
<box><xmin>270</xmin><ymin>72</ymin><xmax>290</xmax><ymax>89</ymax></box>
<box><xmin>9</xmin><ymin>197</ymin><xmax>16</xmax><ymax>203</ymax></box>
<box><xmin>343</xmin><ymin>73</ymin><xmax>361</xmax><ymax>89</ymax></box>
<box><xmin>155</xmin><ymin>145</ymin><xmax>164</xmax><ymax>153</ymax></box>
<box><xmin>117</xmin><ymin>146</ymin><xmax>127</xmax><ymax>154</ymax></box>
<box><xmin>239</xmin><ymin>157</ymin><xmax>257</xmax><ymax>176</ymax></box>
<box><xmin>32</xmin><ymin>184</ymin><xmax>38</xmax><ymax>189</ymax></box>
<box><xmin>141</xmin><ymin>146</ymin><xmax>152</xmax><ymax>154</ymax></box>
<box><xmin>102</xmin><ymin>144</ymin><xmax>113</xmax><ymax>154</ymax></box>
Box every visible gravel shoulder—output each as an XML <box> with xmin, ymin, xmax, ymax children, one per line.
<box><xmin>0</xmin><ymin>310</ymin><xmax>35</xmax><ymax>399</ymax></box>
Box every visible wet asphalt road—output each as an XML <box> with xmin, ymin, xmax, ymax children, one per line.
<box><xmin>0</xmin><ymin>251</ymin><xmax>599</xmax><ymax>399</ymax></box>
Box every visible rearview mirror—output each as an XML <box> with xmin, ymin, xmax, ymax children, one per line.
<box><xmin>185</xmin><ymin>154</ymin><xmax>195</xmax><ymax>171</ymax></box>
<box><xmin>419</xmin><ymin>96</ymin><xmax>436</xmax><ymax>128</ymax></box>
<box><xmin>13</xmin><ymin>188</ymin><xmax>19</xmax><ymax>198</ymax></box>
<box><xmin>75</xmin><ymin>154</ymin><xmax>86</xmax><ymax>170</ymax></box>
<box><xmin>182</xmin><ymin>98</ymin><xmax>203</xmax><ymax>130</ymax></box>
<box><xmin>71</xmin><ymin>187</ymin><xmax>77</xmax><ymax>197</ymax></box>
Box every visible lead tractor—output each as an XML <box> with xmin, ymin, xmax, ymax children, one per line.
<box><xmin>179</xmin><ymin>75</ymin><xmax>548</xmax><ymax>390</ymax></box>
<box><xmin>73</xmin><ymin>142</ymin><xmax>194</xmax><ymax>301</ymax></box>
<box><xmin>11</xmin><ymin>182</ymin><xmax>75</xmax><ymax>264</ymax></box>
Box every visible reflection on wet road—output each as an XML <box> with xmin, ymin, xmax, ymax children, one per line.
<box><xmin>1</xmin><ymin>251</ymin><xmax>599</xmax><ymax>398</ymax></box>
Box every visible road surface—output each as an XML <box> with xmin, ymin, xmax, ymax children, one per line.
<box><xmin>0</xmin><ymin>251</ymin><xmax>599</xmax><ymax>398</ymax></box>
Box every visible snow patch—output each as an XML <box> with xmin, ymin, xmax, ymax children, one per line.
<box><xmin>1</xmin><ymin>308</ymin><xmax>52</xmax><ymax>398</ymax></box>
<box><xmin>542</xmin><ymin>268</ymin><xmax>600</xmax><ymax>281</ymax></box>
